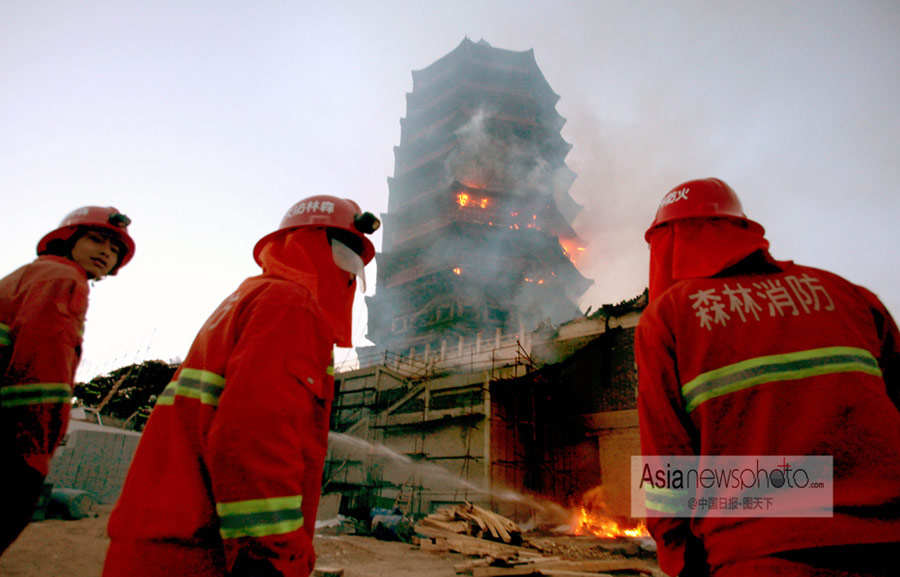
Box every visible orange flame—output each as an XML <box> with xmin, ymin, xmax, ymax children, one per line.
<box><xmin>573</xmin><ymin>486</ymin><xmax>649</xmax><ymax>538</ymax></box>
<box><xmin>457</xmin><ymin>192</ymin><xmax>491</xmax><ymax>209</ymax></box>
<box><xmin>574</xmin><ymin>507</ymin><xmax>649</xmax><ymax>538</ymax></box>
<box><xmin>559</xmin><ymin>237</ymin><xmax>587</xmax><ymax>265</ymax></box>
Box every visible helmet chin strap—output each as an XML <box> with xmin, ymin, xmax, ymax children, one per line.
<box><xmin>331</xmin><ymin>238</ymin><xmax>366</xmax><ymax>293</ymax></box>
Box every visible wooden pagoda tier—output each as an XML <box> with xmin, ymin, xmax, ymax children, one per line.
<box><xmin>366</xmin><ymin>38</ymin><xmax>591</xmax><ymax>355</ymax></box>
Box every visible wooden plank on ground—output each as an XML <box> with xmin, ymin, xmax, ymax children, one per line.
<box><xmin>453</xmin><ymin>554</ymin><xmax>559</xmax><ymax>573</ymax></box>
<box><xmin>418</xmin><ymin>526</ymin><xmax>537</xmax><ymax>561</ymax></box>
<box><xmin>552</xmin><ymin>560</ymin><xmax>655</xmax><ymax>574</ymax></box>
<box><xmin>425</xmin><ymin>503</ymin><xmax>521</xmax><ymax>544</ymax></box>
<box><xmin>538</xmin><ymin>570</ymin><xmax>622</xmax><ymax>577</ymax></box>
<box><xmin>535</xmin><ymin>560</ymin><xmax>656</xmax><ymax>575</ymax></box>
<box><xmin>537</xmin><ymin>572</ymin><xmax>618</xmax><ymax>577</ymax></box>
<box><xmin>416</xmin><ymin>525</ymin><xmax>529</xmax><ymax>552</ymax></box>
<box><xmin>454</xmin><ymin>558</ymin><xmax>657</xmax><ymax>577</ymax></box>
<box><xmin>421</xmin><ymin>534</ymin><xmax>528</xmax><ymax>558</ymax></box>
<box><xmin>421</xmin><ymin>516</ymin><xmax>470</xmax><ymax>534</ymax></box>
<box><xmin>464</xmin><ymin>567</ymin><xmax>542</xmax><ymax>577</ymax></box>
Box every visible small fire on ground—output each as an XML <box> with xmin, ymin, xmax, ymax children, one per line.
<box><xmin>573</xmin><ymin>506</ymin><xmax>649</xmax><ymax>538</ymax></box>
<box><xmin>572</xmin><ymin>487</ymin><xmax>650</xmax><ymax>539</ymax></box>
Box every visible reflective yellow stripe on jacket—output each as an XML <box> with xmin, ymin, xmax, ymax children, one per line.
<box><xmin>216</xmin><ymin>494</ymin><xmax>304</xmax><ymax>539</ymax></box>
<box><xmin>0</xmin><ymin>322</ymin><xmax>10</xmax><ymax>346</ymax></box>
<box><xmin>156</xmin><ymin>368</ymin><xmax>225</xmax><ymax>407</ymax></box>
<box><xmin>682</xmin><ymin>346</ymin><xmax>882</xmax><ymax>413</ymax></box>
<box><xmin>643</xmin><ymin>484</ymin><xmax>690</xmax><ymax>516</ymax></box>
<box><xmin>1</xmin><ymin>382</ymin><xmax>72</xmax><ymax>407</ymax></box>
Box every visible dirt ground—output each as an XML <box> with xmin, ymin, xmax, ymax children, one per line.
<box><xmin>0</xmin><ymin>509</ymin><xmax>478</xmax><ymax>577</ymax></box>
<box><xmin>0</xmin><ymin>506</ymin><xmax>660</xmax><ymax>577</ymax></box>
<box><xmin>0</xmin><ymin>506</ymin><xmax>488</xmax><ymax>577</ymax></box>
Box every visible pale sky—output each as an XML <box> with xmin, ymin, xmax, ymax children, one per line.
<box><xmin>2</xmin><ymin>1</ymin><xmax>899</xmax><ymax>382</ymax></box>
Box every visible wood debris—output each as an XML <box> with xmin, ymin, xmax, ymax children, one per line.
<box><xmin>417</xmin><ymin>502</ymin><xmax>522</xmax><ymax>544</ymax></box>
<box><xmin>452</xmin><ymin>557</ymin><xmax>660</xmax><ymax>577</ymax></box>
<box><xmin>413</xmin><ymin>503</ymin><xmax>662</xmax><ymax>576</ymax></box>
<box><xmin>416</xmin><ymin>526</ymin><xmax>534</xmax><ymax>558</ymax></box>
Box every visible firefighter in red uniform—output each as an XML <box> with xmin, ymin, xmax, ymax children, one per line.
<box><xmin>637</xmin><ymin>178</ymin><xmax>900</xmax><ymax>577</ymax></box>
<box><xmin>1</xmin><ymin>206</ymin><xmax>135</xmax><ymax>555</ymax></box>
<box><xmin>103</xmin><ymin>196</ymin><xmax>380</xmax><ymax>577</ymax></box>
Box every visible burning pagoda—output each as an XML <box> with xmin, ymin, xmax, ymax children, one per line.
<box><xmin>364</xmin><ymin>38</ymin><xmax>591</xmax><ymax>358</ymax></box>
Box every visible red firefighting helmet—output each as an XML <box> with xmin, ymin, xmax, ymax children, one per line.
<box><xmin>253</xmin><ymin>195</ymin><xmax>380</xmax><ymax>266</ymax></box>
<box><xmin>645</xmin><ymin>177</ymin><xmax>764</xmax><ymax>241</ymax></box>
<box><xmin>37</xmin><ymin>206</ymin><xmax>136</xmax><ymax>274</ymax></box>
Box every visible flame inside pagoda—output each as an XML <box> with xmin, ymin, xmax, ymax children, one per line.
<box><xmin>559</xmin><ymin>237</ymin><xmax>587</xmax><ymax>266</ymax></box>
<box><xmin>457</xmin><ymin>191</ymin><xmax>491</xmax><ymax>209</ymax></box>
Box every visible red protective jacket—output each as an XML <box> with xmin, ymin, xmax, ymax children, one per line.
<box><xmin>104</xmin><ymin>274</ymin><xmax>335</xmax><ymax>576</ymax></box>
<box><xmin>1</xmin><ymin>255</ymin><xmax>87</xmax><ymax>477</ymax></box>
<box><xmin>637</xmin><ymin>261</ymin><xmax>900</xmax><ymax>576</ymax></box>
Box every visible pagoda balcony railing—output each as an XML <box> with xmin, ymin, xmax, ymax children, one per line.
<box><xmin>402</xmin><ymin>104</ymin><xmax>540</xmax><ymax>148</ymax></box>
<box><xmin>340</xmin><ymin>328</ymin><xmax>536</xmax><ymax>379</ymax></box>
<box><xmin>395</xmin><ymin>140</ymin><xmax>455</xmax><ymax>175</ymax></box>
<box><xmin>382</xmin><ymin>249</ymin><xmax>549</xmax><ymax>288</ymax></box>
<box><xmin>390</xmin><ymin>207</ymin><xmax>549</xmax><ymax>249</ymax></box>
<box><xmin>406</xmin><ymin>79</ymin><xmax>535</xmax><ymax>120</ymax></box>
<box><xmin>384</xmin><ymin>262</ymin><xmax>433</xmax><ymax>288</ymax></box>
<box><xmin>390</xmin><ymin>212</ymin><xmax>493</xmax><ymax>247</ymax></box>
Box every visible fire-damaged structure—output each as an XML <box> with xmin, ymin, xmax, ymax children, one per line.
<box><xmin>361</xmin><ymin>37</ymin><xmax>591</xmax><ymax>361</ymax></box>
<box><xmin>325</xmin><ymin>39</ymin><xmax>646</xmax><ymax>532</ymax></box>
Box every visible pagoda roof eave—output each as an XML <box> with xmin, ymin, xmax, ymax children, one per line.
<box><xmin>411</xmin><ymin>38</ymin><xmax>559</xmax><ymax>102</ymax></box>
